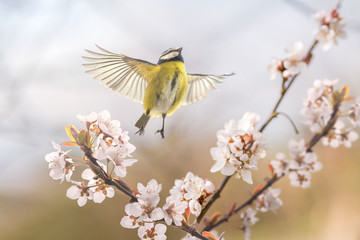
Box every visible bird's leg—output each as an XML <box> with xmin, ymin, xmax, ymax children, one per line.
<box><xmin>135</xmin><ymin>111</ymin><xmax>150</xmax><ymax>136</ymax></box>
<box><xmin>155</xmin><ymin>114</ymin><xmax>166</xmax><ymax>139</ymax></box>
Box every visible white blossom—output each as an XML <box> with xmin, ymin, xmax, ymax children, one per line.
<box><xmin>188</xmin><ymin>199</ymin><xmax>202</xmax><ymax>217</ymax></box>
<box><xmin>286</xmin><ymin>139</ymin><xmax>322</xmax><ymax>188</ymax></box>
<box><xmin>301</xmin><ymin>79</ymin><xmax>338</xmax><ymax>133</ymax></box>
<box><xmin>341</xmin><ymin>130</ymin><xmax>359</xmax><ymax>148</ymax></box>
<box><xmin>313</xmin><ymin>8</ymin><xmax>346</xmax><ymax>51</ymax></box>
<box><xmin>77</xmin><ymin>112</ymin><xmax>98</xmax><ymax>125</ymax></box>
<box><xmin>301</xmin><ymin>80</ymin><xmax>359</xmax><ymax>148</ymax></box>
<box><xmin>289</xmin><ymin>170</ymin><xmax>311</xmax><ymax>188</ymax></box>
<box><xmin>211</xmin><ymin>112</ymin><xmax>266</xmax><ymax>184</ymax></box>
<box><xmin>282</xmin><ymin>41</ymin><xmax>306</xmax><ymax>77</ymax></box>
<box><xmin>81</xmin><ymin>162</ymin><xmax>106</xmax><ymax>180</ymax></box>
<box><xmin>93</xmin><ymin>136</ymin><xmax>137</xmax><ymax>178</ymax></box>
<box><xmin>138</xmin><ymin>223</ymin><xmax>167</xmax><ymax>240</ymax></box>
<box><xmin>241</xmin><ymin>208</ymin><xmax>259</xmax><ymax>240</ymax></box>
<box><xmin>88</xmin><ymin>178</ymin><xmax>115</xmax><ymax>203</ymax></box>
<box><xmin>204</xmin><ymin>180</ymin><xmax>215</xmax><ymax>194</ymax></box>
<box><xmin>138</xmin><ymin>196</ymin><xmax>165</xmax><ymax>221</ymax></box>
<box><xmin>66</xmin><ymin>182</ymin><xmax>93</xmax><ymax>207</ymax></box>
<box><xmin>268</xmin><ymin>58</ymin><xmax>283</xmax><ymax>80</ymax></box>
<box><xmin>270</xmin><ymin>153</ymin><xmax>289</xmax><ymax>177</ymax></box>
<box><xmin>288</xmin><ymin>139</ymin><xmax>317</xmax><ymax>169</ymax></box>
<box><xmin>256</xmin><ymin>188</ymin><xmax>283</xmax><ymax>213</ymax></box>
<box><xmin>45</xmin><ymin>141</ymin><xmax>74</xmax><ymax>182</ymax></box>
<box><xmin>120</xmin><ymin>203</ymin><xmax>143</xmax><ymax>229</ymax></box>
<box><xmin>349</xmin><ymin>97</ymin><xmax>360</xmax><ymax>126</ymax></box>
<box><xmin>162</xmin><ymin>195</ymin><xmax>187</xmax><ymax>226</ymax></box>
<box><xmin>121</xmin><ymin>179</ymin><xmax>164</xmax><ymax>229</ymax></box>
<box><xmin>114</xmin><ymin>131</ymin><xmax>137</xmax><ymax>155</ymax></box>
<box><xmin>121</xmin><ymin>196</ymin><xmax>164</xmax><ymax>229</ymax></box>
<box><xmin>97</xmin><ymin>110</ymin><xmax>122</xmax><ymax>138</ymax></box>
<box><xmin>81</xmin><ymin>165</ymin><xmax>115</xmax><ymax>203</ymax></box>
<box><xmin>168</xmin><ymin>172</ymin><xmax>215</xmax><ymax>217</ymax></box>
<box><xmin>137</xmin><ymin>179</ymin><xmax>162</xmax><ymax>197</ymax></box>
<box><xmin>183</xmin><ymin>174</ymin><xmax>206</xmax><ymax>201</ymax></box>
<box><xmin>322</xmin><ymin>120</ymin><xmax>359</xmax><ymax>148</ymax></box>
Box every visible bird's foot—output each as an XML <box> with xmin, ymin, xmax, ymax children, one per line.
<box><xmin>155</xmin><ymin>128</ymin><xmax>165</xmax><ymax>139</ymax></box>
<box><xmin>135</xmin><ymin>127</ymin><xmax>145</xmax><ymax>136</ymax></box>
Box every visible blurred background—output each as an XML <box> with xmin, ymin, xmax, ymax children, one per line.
<box><xmin>1</xmin><ymin>0</ymin><xmax>360</xmax><ymax>239</ymax></box>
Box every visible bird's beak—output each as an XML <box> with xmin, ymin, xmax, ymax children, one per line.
<box><xmin>177</xmin><ymin>47</ymin><xmax>183</xmax><ymax>53</ymax></box>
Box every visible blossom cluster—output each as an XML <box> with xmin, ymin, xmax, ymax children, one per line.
<box><xmin>169</xmin><ymin>172</ymin><xmax>215</xmax><ymax>217</ymax></box>
<box><xmin>240</xmin><ymin>208</ymin><xmax>258</xmax><ymax>240</ymax></box>
<box><xmin>121</xmin><ymin>173</ymin><xmax>215</xmax><ymax>239</ymax></box>
<box><xmin>45</xmin><ymin>141</ymin><xmax>74</xmax><ymax>183</ymax></box>
<box><xmin>240</xmin><ymin>187</ymin><xmax>282</xmax><ymax>240</ymax></box>
<box><xmin>301</xmin><ymin>79</ymin><xmax>359</xmax><ymax>148</ymax></box>
<box><xmin>268</xmin><ymin>8</ymin><xmax>346</xmax><ymax>81</ymax></box>
<box><xmin>121</xmin><ymin>179</ymin><xmax>167</xmax><ymax>239</ymax></box>
<box><xmin>268</xmin><ymin>41</ymin><xmax>307</xmax><ymax>80</ymax></box>
<box><xmin>45</xmin><ymin>110</ymin><xmax>137</xmax><ymax>206</ymax></box>
<box><xmin>313</xmin><ymin>8</ymin><xmax>346</xmax><ymax>51</ymax></box>
<box><xmin>270</xmin><ymin>139</ymin><xmax>322</xmax><ymax>188</ymax></box>
<box><xmin>210</xmin><ymin>112</ymin><xmax>266</xmax><ymax>184</ymax></box>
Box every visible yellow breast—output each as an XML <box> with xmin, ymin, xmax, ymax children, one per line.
<box><xmin>143</xmin><ymin>61</ymin><xmax>188</xmax><ymax>117</ymax></box>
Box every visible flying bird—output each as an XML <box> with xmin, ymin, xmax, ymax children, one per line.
<box><xmin>83</xmin><ymin>45</ymin><xmax>233</xmax><ymax>138</ymax></box>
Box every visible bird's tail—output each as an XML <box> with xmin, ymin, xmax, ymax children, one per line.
<box><xmin>135</xmin><ymin>113</ymin><xmax>150</xmax><ymax>130</ymax></box>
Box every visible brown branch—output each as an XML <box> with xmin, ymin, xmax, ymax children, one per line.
<box><xmin>197</xmin><ymin>176</ymin><xmax>232</xmax><ymax>223</ymax></box>
<box><xmin>260</xmin><ymin>39</ymin><xmax>318</xmax><ymax>132</ymax></box>
<box><xmin>203</xmin><ymin>174</ymin><xmax>280</xmax><ymax>232</ymax></box>
<box><xmin>203</xmin><ymin>98</ymin><xmax>342</xmax><ymax>232</ymax></box>
<box><xmin>83</xmin><ymin>148</ymin><xmax>138</xmax><ymax>202</ymax></box>
<box><xmin>197</xmin><ymin>39</ymin><xmax>319</xmax><ymax>226</ymax></box>
<box><xmin>84</xmin><ymin>148</ymin><xmax>210</xmax><ymax>239</ymax></box>
<box><xmin>180</xmin><ymin>224</ymin><xmax>210</xmax><ymax>240</ymax></box>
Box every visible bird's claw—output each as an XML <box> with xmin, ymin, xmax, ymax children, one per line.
<box><xmin>155</xmin><ymin>129</ymin><xmax>165</xmax><ymax>139</ymax></box>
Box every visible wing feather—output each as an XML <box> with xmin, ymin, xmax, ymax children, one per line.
<box><xmin>111</xmin><ymin>68</ymin><xmax>133</xmax><ymax>90</ymax></box>
<box><xmin>183</xmin><ymin>73</ymin><xmax>234</xmax><ymax>105</ymax></box>
<box><xmin>82</xmin><ymin>45</ymin><xmax>156</xmax><ymax>103</ymax></box>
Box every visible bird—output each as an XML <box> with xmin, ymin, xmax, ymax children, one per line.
<box><xmin>82</xmin><ymin>45</ymin><xmax>233</xmax><ymax>138</ymax></box>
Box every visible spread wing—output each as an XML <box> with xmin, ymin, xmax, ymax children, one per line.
<box><xmin>82</xmin><ymin>45</ymin><xmax>156</xmax><ymax>103</ymax></box>
<box><xmin>183</xmin><ymin>73</ymin><xmax>234</xmax><ymax>105</ymax></box>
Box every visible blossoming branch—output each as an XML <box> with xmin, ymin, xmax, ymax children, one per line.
<box><xmin>45</xmin><ymin>5</ymin><xmax>358</xmax><ymax>240</ymax></box>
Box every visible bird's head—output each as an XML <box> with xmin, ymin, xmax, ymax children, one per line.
<box><xmin>158</xmin><ymin>47</ymin><xmax>183</xmax><ymax>64</ymax></box>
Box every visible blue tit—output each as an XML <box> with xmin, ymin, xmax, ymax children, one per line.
<box><xmin>83</xmin><ymin>45</ymin><xmax>233</xmax><ymax>138</ymax></box>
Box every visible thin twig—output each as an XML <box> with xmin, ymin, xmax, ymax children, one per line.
<box><xmin>260</xmin><ymin>39</ymin><xmax>319</xmax><ymax>133</ymax></box>
<box><xmin>197</xmin><ymin>176</ymin><xmax>232</xmax><ymax>223</ymax></box>
<box><xmin>83</xmin><ymin>148</ymin><xmax>138</xmax><ymax>202</ymax></box>
<box><xmin>277</xmin><ymin>112</ymin><xmax>299</xmax><ymax>134</ymax></box>
<box><xmin>203</xmin><ymin>174</ymin><xmax>280</xmax><ymax>232</ymax></box>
